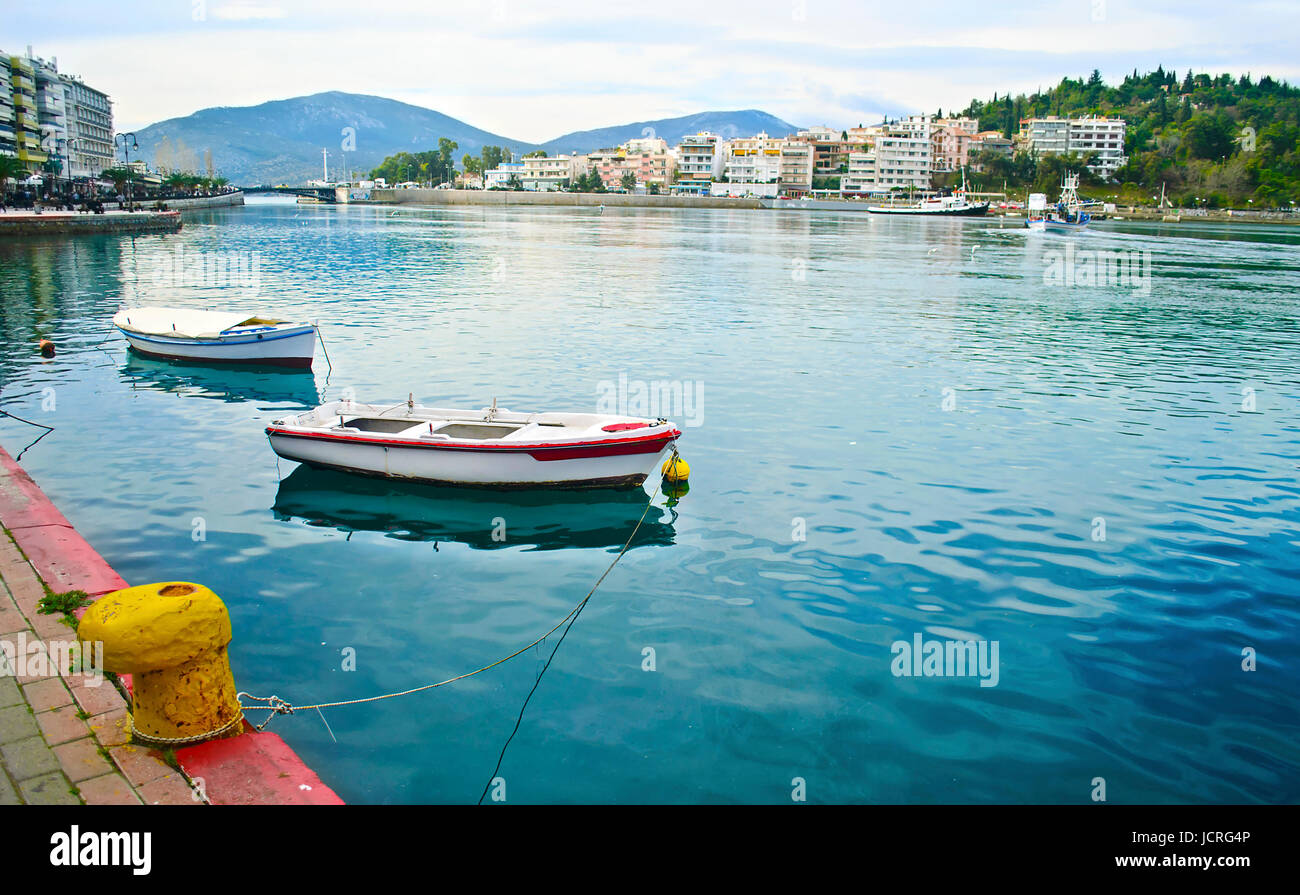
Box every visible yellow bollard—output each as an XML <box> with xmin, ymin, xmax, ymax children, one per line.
<box><xmin>78</xmin><ymin>582</ymin><xmax>243</xmax><ymax>746</ymax></box>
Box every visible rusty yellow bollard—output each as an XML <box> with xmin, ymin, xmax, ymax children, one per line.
<box><xmin>78</xmin><ymin>582</ymin><xmax>243</xmax><ymax>746</ymax></box>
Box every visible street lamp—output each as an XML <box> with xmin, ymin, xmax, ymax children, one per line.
<box><xmin>115</xmin><ymin>133</ymin><xmax>139</xmax><ymax>207</ymax></box>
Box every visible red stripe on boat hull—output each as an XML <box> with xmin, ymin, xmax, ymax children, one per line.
<box><xmin>264</xmin><ymin>427</ymin><xmax>679</xmax><ymax>458</ymax></box>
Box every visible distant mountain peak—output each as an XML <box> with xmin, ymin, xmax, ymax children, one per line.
<box><xmin>132</xmin><ymin>94</ymin><xmax>806</xmax><ymax>184</ymax></box>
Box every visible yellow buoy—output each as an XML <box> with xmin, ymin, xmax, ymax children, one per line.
<box><xmin>661</xmin><ymin>453</ymin><xmax>690</xmax><ymax>483</ymax></box>
<box><xmin>38</xmin><ymin>339</ymin><xmax>55</xmax><ymax>358</ymax></box>
<box><xmin>78</xmin><ymin>582</ymin><xmax>243</xmax><ymax>745</ymax></box>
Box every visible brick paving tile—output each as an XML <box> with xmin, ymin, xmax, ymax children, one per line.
<box><xmin>0</xmin><ymin>676</ymin><xmax>22</xmax><ymax>708</ymax></box>
<box><xmin>53</xmin><ymin>737</ymin><xmax>115</xmax><ymax>783</ymax></box>
<box><xmin>0</xmin><ymin>703</ymin><xmax>39</xmax><ymax>744</ymax></box>
<box><xmin>19</xmin><ymin>770</ymin><xmax>79</xmax><ymax>805</ymax></box>
<box><xmin>1</xmin><ymin>735</ymin><xmax>60</xmax><ymax>780</ymax></box>
<box><xmin>87</xmin><ymin>707</ymin><xmax>131</xmax><ymax>748</ymax></box>
<box><xmin>77</xmin><ymin>772</ymin><xmax>142</xmax><ymax>805</ymax></box>
<box><xmin>0</xmin><ymin>769</ymin><xmax>20</xmax><ymax>804</ymax></box>
<box><xmin>138</xmin><ymin>772</ymin><xmax>201</xmax><ymax>806</ymax></box>
<box><xmin>20</xmin><ymin>676</ymin><xmax>73</xmax><ymax>712</ymax></box>
<box><xmin>68</xmin><ymin>679</ymin><xmax>126</xmax><ymax>716</ymax></box>
<box><xmin>35</xmin><ymin>704</ymin><xmax>90</xmax><ymax>746</ymax></box>
<box><xmin>109</xmin><ymin>744</ymin><xmax>171</xmax><ymax>788</ymax></box>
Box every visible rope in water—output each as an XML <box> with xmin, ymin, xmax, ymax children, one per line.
<box><xmin>0</xmin><ymin>409</ymin><xmax>55</xmax><ymax>460</ymax></box>
<box><xmin>238</xmin><ymin>459</ymin><xmax>672</xmax><ymax>731</ymax></box>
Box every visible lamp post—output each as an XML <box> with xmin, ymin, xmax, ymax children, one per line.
<box><xmin>115</xmin><ymin>132</ymin><xmax>139</xmax><ymax>208</ymax></box>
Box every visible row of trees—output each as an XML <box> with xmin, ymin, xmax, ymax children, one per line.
<box><xmin>369</xmin><ymin>137</ymin><xmax>462</xmax><ymax>185</ymax></box>
<box><xmin>957</xmin><ymin>67</ymin><xmax>1300</xmax><ymax>207</ymax></box>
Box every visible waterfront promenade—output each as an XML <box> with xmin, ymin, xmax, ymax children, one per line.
<box><xmin>0</xmin><ymin>445</ymin><xmax>343</xmax><ymax>805</ymax></box>
<box><xmin>0</xmin><ymin>452</ymin><xmax>198</xmax><ymax>805</ymax></box>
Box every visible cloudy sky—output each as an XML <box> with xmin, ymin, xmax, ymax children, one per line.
<box><xmin>7</xmin><ymin>1</ymin><xmax>1298</xmax><ymax>139</ymax></box>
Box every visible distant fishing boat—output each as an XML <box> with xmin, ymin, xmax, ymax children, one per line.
<box><xmin>1026</xmin><ymin>172</ymin><xmax>1090</xmax><ymax>232</ymax></box>
<box><xmin>868</xmin><ymin>167</ymin><xmax>989</xmax><ymax>216</ymax></box>
<box><xmin>114</xmin><ymin>308</ymin><xmax>317</xmax><ymax>368</ymax></box>
<box><xmin>266</xmin><ymin>396</ymin><xmax>682</xmax><ymax>489</ymax></box>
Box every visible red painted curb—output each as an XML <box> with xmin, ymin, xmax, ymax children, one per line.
<box><xmin>0</xmin><ymin>446</ymin><xmax>343</xmax><ymax>805</ymax></box>
<box><xmin>177</xmin><ymin>722</ymin><xmax>345</xmax><ymax>806</ymax></box>
<box><xmin>0</xmin><ymin>451</ymin><xmax>127</xmax><ymax>596</ymax></box>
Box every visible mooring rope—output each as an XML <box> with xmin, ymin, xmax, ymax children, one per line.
<box><xmin>0</xmin><ymin>409</ymin><xmax>56</xmax><ymax>460</ymax></box>
<box><xmin>238</xmin><ymin>465</ymin><xmax>670</xmax><ymax>732</ymax></box>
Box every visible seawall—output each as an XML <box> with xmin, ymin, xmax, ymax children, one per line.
<box><xmin>368</xmin><ymin>187</ymin><xmax>763</xmax><ymax>210</ymax></box>
<box><xmin>0</xmin><ymin>210</ymin><xmax>183</xmax><ymax>237</ymax></box>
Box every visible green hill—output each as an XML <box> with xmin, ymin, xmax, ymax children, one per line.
<box><xmin>955</xmin><ymin>68</ymin><xmax>1300</xmax><ymax>208</ymax></box>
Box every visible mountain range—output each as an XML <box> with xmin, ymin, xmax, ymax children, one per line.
<box><xmin>132</xmin><ymin>92</ymin><xmax>801</xmax><ymax>185</ymax></box>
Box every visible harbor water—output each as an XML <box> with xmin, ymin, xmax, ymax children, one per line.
<box><xmin>1</xmin><ymin>196</ymin><xmax>1297</xmax><ymax>803</ymax></box>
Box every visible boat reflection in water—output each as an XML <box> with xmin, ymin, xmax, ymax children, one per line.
<box><xmin>119</xmin><ymin>354</ymin><xmax>321</xmax><ymax>406</ymax></box>
<box><xmin>271</xmin><ymin>465</ymin><xmax>677</xmax><ymax>551</ymax></box>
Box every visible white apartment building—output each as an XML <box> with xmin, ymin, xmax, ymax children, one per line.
<box><xmin>61</xmin><ymin>76</ymin><xmax>113</xmax><ymax>177</ymax></box>
<box><xmin>1020</xmin><ymin>116</ymin><xmax>1128</xmax><ymax>179</ymax></box>
<box><xmin>484</xmin><ymin>161</ymin><xmax>524</xmax><ymax>189</ymax></box>
<box><xmin>671</xmin><ymin>132</ymin><xmax>725</xmax><ymax>194</ymax></box>
<box><xmin>875</xmin><ymin>117</ymin><xmax>932</xmax><ymax>192</ymax></box>
<box><xmin>778</xmin><ymin>140</ymin><xmax>814</xmax><ymax>196</ymax></box>
<box><xmin>1067</xmin><ymin>116</ymin><xmax>1127</xmax><ymax>179</ymax></box>
<box><xmin>841</xmin><ymin>149</ymin><xmax>878</xmax><ymax>196</ymax></box>
<box><xmin>721</xmin><ymin>132</ymin><xmax>783</xmax><ymax>185</ymax></box>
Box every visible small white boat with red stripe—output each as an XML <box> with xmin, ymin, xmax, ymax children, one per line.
<box><xmin>113</xmin><ymin>307</ymin><xmax>317</xmax><ymax>368</ymax></box>
<box><xmin>266</xmin><ymin>396</ymin><xmax>682</xmax><ymax>489</ymax></box>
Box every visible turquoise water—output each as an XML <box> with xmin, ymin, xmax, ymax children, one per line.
<box><xmin>1</xmin><ymin>197</ymin><xmax>1297</xmax><ymax>804</ymax></box>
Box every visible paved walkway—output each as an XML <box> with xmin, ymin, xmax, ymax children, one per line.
<box><xmin>0</xmin><ymin>533</ymin><xmax>198</xmax><ymax>805</ymax></box>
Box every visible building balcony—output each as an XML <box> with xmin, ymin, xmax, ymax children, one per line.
<box><xmin>17</xmin><ymin>148</ymin><xmax>48</xmax><ymax>163</ymax></box>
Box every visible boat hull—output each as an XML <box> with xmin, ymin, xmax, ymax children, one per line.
<box><xmin>1027</xmin><ymin>217</ymin><xmax>1089</xmax><ymax>233</ymax></box>
<box><xmin>867</xmin><ymin>203</ymin><xmax>990</xmax><ymax>216</ymax></box>
<box><xmin>266</xmin><ymin>428</ymin><xmax>677</xmax><ymax>489</ymax></box>
<box><xmin>118</xmin><ymin>325</ymin><xmax>317</xmax><ymax>368</ymax></box>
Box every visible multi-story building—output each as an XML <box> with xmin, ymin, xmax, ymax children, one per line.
<box><xmin>1019</xmin><ymin>115</ymin><xmax>1127</xmax><ymax>179</ymax></box>
<box><xmin>840</xmin><ymin>148</ymin><xmax>879</xmax><ymax>196</ymax></box>
<box><xmin>0</xmin><ymin>56</ymin><xmax>16</xmax><ymax>159</ymax></box>
<box><xmin>967</xmin><ymin>131</ymin><xmax>1012</xmax><ymax>171</ymax></box>
<box><xmin>62</xmin><ymin>76</ymin><xmax>113</xmax><ymax>178</ymax></box>
<box><xmin>32</xmin><ymin>56</ymin><xmax>66</xmax><ymax>163</ymax></box>
<box><xmin>484</xmin><ymin>160</ymin><xmax>524</xmax><ymax>189</ymax></box>
<box><xmin>791</xmin><ymin>126</ymin><xmax>867</xmax><ymax>176</ymax></box>
<box><xmin>7</xmin><ymin>53</ymin><xmax>47</xmax><ymax>170</ymax></box>
<box><xmin>1066</xmin><ymin>116</ymin><xmax>1127</xmax><ymax>179</ymax></box>
<box><xmin>0</xmin><ymin>48</ymin><xmax>112</xmax><ymax>180</ymax></box>
<box><xmin>778</xmin><ymin>141</ymin><xmax>814</xmax><ymax>197</ymax></box>
<box><xmin>874</xmin><ymin>117</ymin><xmax>932</xmax><ymax>192</ymax></box>
<box><xmin>585</xmin><ymin>138</ymin><xmax>675</xmax><ymax>191</ymax></box>
<box><xmin>1022</xmin><ymin>116</ymin><xmax>1070</xmax><ymax>155</ymax></box>
<box><xmin>520</xmin><ymin>154</ymin><xmax>583</xmax><ymax>191</ymax></box>
<box><xmin>719</xmin><ymin>132</ymin><xmax>782</xmax><ymax>188</ymax></box>
<box><xmin>671</xmin><ymin>132</ymin><xmax>724</xmax><ymax>195</ymax></box>
<box><xmin>929</xmin><ymin>117</ymin><xmax>978</xmax><ymax>172</ymax></box>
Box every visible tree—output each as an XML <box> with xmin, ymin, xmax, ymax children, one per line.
<box><xmin>506</xmin><ymin>174</ymin><xmax>523</xmax><ymax>190</ymax></box>
<box><xmin>0</xmin><ymin>155</ymin><xmax>27</xmax><ymax>194</ymax></box>
<box><xmin>1184</xmin><ymin>113</ymin><xmax>1236</xmax><ymax>160</ymax></box>
<box><xmin>523</xmin><ymin>150</ymin><xmax>547</xmax><ymax>158</ymax></box>
<box><xmin>619</xmin><ymin>173</ymin><xmax>636</xmax><ymax>191</ymax></box>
